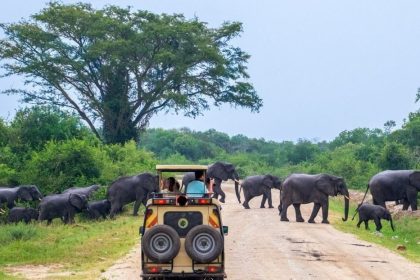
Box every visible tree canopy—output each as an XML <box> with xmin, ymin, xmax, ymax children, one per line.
<box><xmin>0</xmin><ymin>2</ymin><xmax>262</xmax><ymax>143</ymax></box>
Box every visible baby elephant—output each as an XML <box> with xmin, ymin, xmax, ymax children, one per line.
<box><xmin>8</xmin><ymin>207</ymin><xmax>39</xmax><ymax>224</ymax></box>
<box><xmin>356</xmin><ymin>204</ymin><xmax>394</xmax><ymax>232</ymax></box>
<box><xmin>87</xmin><ymin>199</ymin><xmax>111</xmax><ymax>219</ymax></box>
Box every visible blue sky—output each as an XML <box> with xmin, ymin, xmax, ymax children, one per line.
<box><xmin>1</xmin><ymin>1</ymin><xmax>420</xmax><ymax>142</ymax></box>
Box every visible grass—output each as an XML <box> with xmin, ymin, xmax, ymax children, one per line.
<box><xmin>329</xmin><ymin>197</ymin><xmax>420</xmax><ymax>263</ymax></box>
<box><xmin>0</xmin><ymin>207</ymin><xmax>143</xmax><ymax>279</ymax></box>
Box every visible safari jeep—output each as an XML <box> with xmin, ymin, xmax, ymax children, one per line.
<box><xmin>140</xmin><ymin>165</ymin><xmax>228</xmax><ymax>280</ymax></box>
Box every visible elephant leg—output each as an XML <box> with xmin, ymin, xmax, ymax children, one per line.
<box><xmin>280</xmin><ymin>202</ymin><xmax>290</xmax><ymax>222</ymax></box>
<box><xmin>47</xmin><ymin>219</ymin><xmax>52</xmax><ymax>226</ymax></box>
<box><xmin>364</xmin><ymin>220</ymin><xmax>369</xmax><ymax>230</ymax></box>
<box><xmin>321</xmin><ymin>200</ymin><xmax>330</xmax><ymax>224</ymax></box>
<box><xmin>266</xmin><ymin>191</ymin><xmax>273</xmax><ymax>208</ymax></box>
<box><xmin>402</xmin><ymin>199</ymin><xmax>410</xmax><ymax>210</ymax></box>
<box><xmin>243</xmin><ymin>199</ymin><xmax>250</xmax><ymax>209</ymax></box>
<box><xmin>373</xmin><ymin>198</ymin><xmax>386</xmax><ymax>209</ymax></box>
<box><xmin>373</xmin><ymin>217</ymin><xmax>382</xmax><ymax>231</ymax></box>
<box><xmin>407</xmin><ymin>192</ymin><xmax>418</xmax><ymax>211</ymax></box>
<box><xmin>357</xmin><ymin>219</ymin><xmax>362</xmax><ymax>228</ymax></box>
<box><xmin>133</xmin><ymin>200</ymin><xmax>141</xmax><ymax>216</ymax></box>
<box><xmin>260</xmin><ymin>194</ymin><xmax>267</xmax><ymax>208</ymax></box>
<box><xmin>308</xmin><ymin>203</ymin><xmax>321</xmax><ymax>223</ymax></box>
<box><xmin>293</xmin><ymin>203</ymin><xmax>304</xmax><ymax>222</ymax></box>
<box><xmin>109</xmin><ymin>202</ymin><xmax>120</xmax><ymax>219</ymax></box>
<box><xmin>213</xmin><ymin>179</ymin><xmax>225</xmax><ymax>203</ymax></box>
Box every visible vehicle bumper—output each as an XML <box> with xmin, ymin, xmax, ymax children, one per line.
<box><xmin>141</xmin><ymin>272</ymin><xmax>226</xmax><ymax>278</ymax></box>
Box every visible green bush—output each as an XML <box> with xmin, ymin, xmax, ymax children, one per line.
<box><xmin>21</xmin><ymin>139</ymin><xmax>106</xmax><ymax>194</ymax></box>
<box><xmin>100</xmin><ymin>140</ymin><xmax>157</xmax><ymax>183</ymax></box>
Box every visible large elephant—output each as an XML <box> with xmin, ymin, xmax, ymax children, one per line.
<box><xmin>107</xmin><ymin>172</ymin><xmax>159</xmax><ymax>218</ymax></box>
<box><xmin>237</xmin><ymin>175</ymin><xmax>282</xmax><ymax>209</ymax></box>
<box><xmin>279</xmin><ymin>173</ymin><xmax>349</xmax><ymax>224</ymax></box>
<box><xmin>0</xmin><ymin>185</ymin><xmax>43</xmax><ymax>209</ymax></box>
<box><xmin>62</xmin><ymin>184</ymin><xmax>100</xmax><ymax>198</ymax></box>
<box><xmin>208</xmin><ymin>162</ymin><xmax>239</xmax><ymax>203</ymax></box>
<box><xmin>181</xmin><ymin>162</ymin><xmax>239</xmax><ymax>203</ymax></box>
<box><xmin>365</xmin><ymin>170</ymin><xmax>420</xmax><ymax>210</ymax></box>
<box><xmin>38</xmin><ymin>193</ymin><xmax>88</xmax><ymax>224</ymax></box>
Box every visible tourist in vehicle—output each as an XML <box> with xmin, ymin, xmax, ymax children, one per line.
<box><xmin>186</xmin><ymin>170</ymin><xmax>207</xmax><ymax>197</ymax></box>
<box><xmin>161</xmin><ymin>177</ymin><xmax>180</xmax><ymax>193</ymax></box>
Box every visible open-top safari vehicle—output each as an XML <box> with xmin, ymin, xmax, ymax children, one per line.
<box><xmin>139</xmin><ymin>165</ymin><xmax>228</xmax><ymax>280</ymax></box>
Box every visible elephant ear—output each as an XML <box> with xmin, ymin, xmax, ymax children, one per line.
<box><xmin>30</xmin><ymin>185</ymin><xmax>43</xmax><ymax>199</ymax></box>
<box><xmin>262</xmin><ymin>175</ymin><xmax>274</xmax><ymax>188</ymax></box>
<box><xmin>17</xmin><ymin>187</ymin><xmax>32</xmax><ymax>201</ymax></box>
<box><xmin>409</xmin><ymin>171</ymin><xmax>420</xmax><ymax>188</ymax></box>
<box><xmin>69</xmin><ymin>194</ymin><xmax>86</xmax><ymax>210</ymax></box>
<box><xmin>315</xmin><ymin>175</ymin><xmax>336</xmax><ymax>196</ymax></box>
<box><xmin>208</xmin><ymin>162</ymin><xmax>229</xmax><ymax>181</ymax></box>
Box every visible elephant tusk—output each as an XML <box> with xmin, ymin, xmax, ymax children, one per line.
<box><xmin>0</xmin><ymin>208</ymin><xmax>5</xmax><ymax>214</ymax></box>
<box><xmin>343</xmin><ymin>195</ymin><xmax>350</xmax><ymax>200</ymax></box>
<box><xmin>234</xmin><ymin>179</ymin><xmax>240</xmax><ymax>183</ymax></box>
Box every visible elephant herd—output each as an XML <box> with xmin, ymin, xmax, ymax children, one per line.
<box><xmin>0</xmin><ymin>162</ymin><xmax>240</xmax><ymax>225</ymax></box>
<box><xmin>236</xmin><ymin>169</ymin><xmax>420</xmax><ymax>232</ymax></box>
<box><xmin>1</xmin><ymin>164</ymin><xmax>418</xmax><ymax>232</ymax></box>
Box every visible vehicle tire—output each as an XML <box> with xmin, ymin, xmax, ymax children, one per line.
<box><xmin>142</xmin><ymin>225</ymin><xmax>181</xmax><ymax>263</ymax></box>
<box><xmin>185</xmin><ymin>225</ymin><xmax>223</xmax><ymax>263</ymax></box>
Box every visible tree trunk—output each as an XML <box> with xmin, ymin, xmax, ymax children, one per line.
<box><xmin>102</xmin><ymin>67</ymin><xmax>137</xmax><ymax>144</ymax></box>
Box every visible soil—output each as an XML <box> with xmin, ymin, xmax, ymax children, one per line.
<box><xmin>101</xmin><ymin>183</ymin><xmax>420</xmax><ymax>280</ymax></box>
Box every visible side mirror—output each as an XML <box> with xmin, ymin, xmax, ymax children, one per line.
<box><xmin>139</xmin><ymin>226</ymin><xmax>144</xmax><ymax>236</ymax></box>
<box><xmin>223</xmin><ymin>226</ymin><xmax>229</xmax><ymax>236</ymax></box>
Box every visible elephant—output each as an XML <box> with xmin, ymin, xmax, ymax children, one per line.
<box><xmin>182</xmin><ymin>162</ymin><xmax>240</xmax><ymax>203</ymax></box>
<box><xmin>62</xmin><ymin>184</ymin><xmax>100</xmax><ymax>198</ymax></box>
<box><xmin>8</xmin><ymin>207</ymin><xmax>39</xmax><ymax>224</ymax></box>
<box><xmin>363</xmin><ymin>170</ymin><xmax>420</xmax><ymax>211</ymax></box>
<box><xmin>237</xmin><ymin>175</ymin><xmax>282</xmax><ymax>209</ymax></box>
<box><xmin>38</xmin><ymin>193</ymin><xmax>88</xmax><ymax>224</ymax></box>
<box><xmin>107</xmin><ymin>172</ymin><xmax>159</xmax><ymax>218</ymax></box>
<box><xmin>355</xmin><ymin>203</ymin><xmax>394</xmax><ymax>232</ymax></box>
<box><xmin>0</xmin><ymin>185</ymin><xmax>43</xmax><ymax>209</ymax></box>
<box><xmin>86</xmin><ymin>199</ymin><xmax>111</xmax><ymax>219</ymax></box>
<box><xmin>208</xmin><ymin>162</ymin><xmax>239</xmax><ymax>203</ymax></box>
<box><xmin>279</xmin><ymin>173</ymin><xmax>349</xmax><ymax>224</ymax></box>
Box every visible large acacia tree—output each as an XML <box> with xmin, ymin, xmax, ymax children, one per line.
<box><xmin>0</xmin><ymin>2</ymin><xmax>262</xmax><ymax>144</ymax></box>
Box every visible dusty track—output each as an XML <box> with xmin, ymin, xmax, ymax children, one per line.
<box><xmin>102</xmin><ymin>183</ymin><xmax>420</xmax><ymax>280</ymax></box>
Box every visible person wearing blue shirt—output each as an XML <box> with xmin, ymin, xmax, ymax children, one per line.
<box><xmin>186</xmin><ymin>170</ymin><xmax>207</xmax><ymax>197</ymax></box>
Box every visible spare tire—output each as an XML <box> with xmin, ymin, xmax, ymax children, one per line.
<box><xmin>142</xmin><ymin>225</ymin><xmax>180</xmax><ymax>263</ymax></box>
<box><xmin>185</xmin><ymin>225</ymin><xmax>223</xmax><ymax>263</ymax></box>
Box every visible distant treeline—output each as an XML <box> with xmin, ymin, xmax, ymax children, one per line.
<box><xmin>0</xmin><ymin>106</ymin><xmax>419</xmax><ymax>194</ymax></box>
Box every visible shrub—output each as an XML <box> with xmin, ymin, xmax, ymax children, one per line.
<box><xmin>21</xmin><ymin>139</ymin><xmax>106</xmax><ymax>194</ymax></box>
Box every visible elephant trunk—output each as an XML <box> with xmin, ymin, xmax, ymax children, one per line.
<box><xmin>390</xmin><ymin>216</ymin><xmax>395</xmax><ymax>231</ymax></box>
<box><xmin>342</xmin><ymin>189</ymin><xmax>349</xmax><ymax>221</ymax></box>
<box><xmin>235</xmin><ymin>181</ymin><xmax>241</xmax><ymax>203</ymax></box>
<box><xmin>278</xmin><ymin>188</ymin><xmax>282</xmax><ymax>215</ymax></box>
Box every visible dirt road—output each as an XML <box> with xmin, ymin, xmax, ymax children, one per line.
<box><xmin>102</xmin><ymin>183</ymin><xmax>420</xmax><ymax>280</ymax></box>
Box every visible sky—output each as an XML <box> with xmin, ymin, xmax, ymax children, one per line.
<box><xmin>1</xmin><ymin>1</ymin><xmax>420</xmax><ymax>142</ymax></box>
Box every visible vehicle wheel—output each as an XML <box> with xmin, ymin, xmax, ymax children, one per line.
<box><xmin>185</xmin><ymin>225</ymin><xmax>223</xmax><ymax>263</ymax></box>
<box><xmin>142</xmin><ymin>225</ymin><xmax>181</xmax><ymax>263</ymax></box>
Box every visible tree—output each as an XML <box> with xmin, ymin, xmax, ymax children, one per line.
<box><xmin>0</xmin><ymin>3</ymin><xmax>262</xmax><ymax>144</ymax></box>
<box><xmin>379</xmin><ymin>142</ymin><xmax>412</xmax><ymax>170</ymax></box>
<box><xmin>9</xmin><ymin>106</ymin><xmax>90</xmax><ymax>151</ymax></box>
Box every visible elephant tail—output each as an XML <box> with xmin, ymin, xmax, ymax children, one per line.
<box><xmin>351</xmin><ymin>184</ymin><xmax>370</xmax><ymax>221</ymax></box>
<box><xmin>278</xmin><ymin>188</ymin><xmax>283</xmax><ymax>215</ymax></box>
<box><xmin>235</xmin><ymin>181</ymin><xmax>241</xmax><ymax>203</ymax></box>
